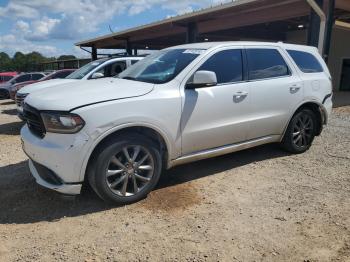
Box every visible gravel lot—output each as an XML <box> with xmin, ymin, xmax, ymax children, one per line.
<box><xmin>0</xmin><ymin>99</ymin><xmax>349</xmax><ymax>262</ymax></box>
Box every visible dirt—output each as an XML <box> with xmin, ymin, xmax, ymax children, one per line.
<box><xmin>0</xmin><ymin>99</ymin><xmax>350</xmax><ymax>262</ymax></box>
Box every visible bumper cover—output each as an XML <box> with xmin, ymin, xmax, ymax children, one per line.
<box><xmin>28</xmin><ymin>159</ymin><xmax>82</xmax><ymax>195</ymax></box>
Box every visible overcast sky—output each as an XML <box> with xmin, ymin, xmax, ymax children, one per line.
<box><xmin>0</xmin><ymin>0</ymin><xmax>230</xmax><ymax>58</ymax></box>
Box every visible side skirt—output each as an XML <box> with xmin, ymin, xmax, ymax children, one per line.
<box><xmin>168</xmin><ymin>135</ymin><xmax>281</xmax><ymax>168</ymax></box>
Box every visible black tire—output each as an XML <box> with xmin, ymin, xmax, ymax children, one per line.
<box><xmin>281</xmin><ymin>109</ymin><xmax>317</xmax><ymax>154</ymax></box>
<box><xmin>88</xmin><ymin>134</ymin><xmax>162</xmax><ymax>204</ymax></box>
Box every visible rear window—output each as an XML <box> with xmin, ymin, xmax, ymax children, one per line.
<box><xmin>287</xmin><ymin>50</ymin><xmax>323</xmax><ymax>73</ymax></box>
<box><xmin>246</xmin><ymin>49</ymin><xmax>290</xmax><ymax>80</ymax></box>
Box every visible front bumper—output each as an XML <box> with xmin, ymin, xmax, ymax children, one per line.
<box><xmin>21</xmin><ymin>124</ymin><xmax>92</xmax><ymax>194</ymax></box>
<box><xmin>28</xmin><ymin>159</ymin><xmax>82</xmax><ymax>195</ymax></box>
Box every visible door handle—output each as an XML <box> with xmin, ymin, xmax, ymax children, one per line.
<box><xmin>233</xmin><ymin>91</ymin><xmax>248</xmax><ymax>98</ymax></box>
<box><xmin>233</xmin><ymin>91</ymin><xmax>248</xmax><ymax>102</ymax></box>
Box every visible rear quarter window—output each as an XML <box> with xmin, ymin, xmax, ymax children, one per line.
<box><xmin>287</xmin><ymin>50</ymin><xmax>323</xmax><ymax>73</ymax></box>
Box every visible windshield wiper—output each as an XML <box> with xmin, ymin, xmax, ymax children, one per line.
<box><xmin>121</xmin><ymin>76</ymin><xmax>137</xmax><ymax>81</ymax></box>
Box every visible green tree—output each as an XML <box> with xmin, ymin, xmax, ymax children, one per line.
<box><xmin>0</xmin><ymin>52</ymin><xmax>13</xmax><ymax>71</ymax></box>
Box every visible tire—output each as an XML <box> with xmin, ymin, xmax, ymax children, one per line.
<box><xmin>88</xmin><ymin>134</ymin><xmax>162</xmax><ymax>204</ymax></box>
<box><xmin>281</xmin><ymin>109</ymin><xmax>317</xmax><ymax>154</ymax></box>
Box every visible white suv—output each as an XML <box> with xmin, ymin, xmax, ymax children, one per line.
<box><xmin>16</xmin><ymin>56</ymin><xmax>143</xmax><ymax>118</ymax></box>
<box><xmin>21</xmin><ymin>42</ymin><xmax>333</xmax><ymax>204</ymax></box>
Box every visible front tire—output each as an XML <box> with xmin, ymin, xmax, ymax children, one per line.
<box><xmin>88</xmin><ymin>134</ymin><xmax>162</xmax><ymax>204</ymax></box>
<box><xmin>281</xmin><ymin>109</ymin><xmax>317</xmax><ymax>154</ymax></box>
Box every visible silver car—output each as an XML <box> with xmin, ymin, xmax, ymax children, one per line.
<box><xmin>21</xmin><ymin>42</ymin><xmax>333</xmax><ymax>204</ymax></box>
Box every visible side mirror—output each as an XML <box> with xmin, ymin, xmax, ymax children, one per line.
<box><xmin>91</xmin><ymin>72</ymin><xmax>104</xmax><ymax>79</ymax></box>
<box><xmin>186</xmin><ymin>70</ymin><xmax>217</xmax><ymax>89</ymax></box>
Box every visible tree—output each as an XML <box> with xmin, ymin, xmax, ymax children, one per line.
<box><xmin>57</xmin><ymin>55</ymin><xmax>76</xmax><ymax>61</ymax></box>
<box><xmin>0</xmin><ymin>52</ymin><xmax>13</xmax><ymax>71</ymax></box>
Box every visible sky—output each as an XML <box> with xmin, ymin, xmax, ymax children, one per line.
<box><xmin>0</xmin><ymin>0</ymin><xmax>230</xmax><ymax>58</ymax></box>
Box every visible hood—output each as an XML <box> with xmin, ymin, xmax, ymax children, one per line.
<box><xmin>18</xmin><ymin>79</ymin><xmax>77</xmax><ymax>94</ymax></box>
<box><xmin>25</xmin><ymin>78</ymin><xmax>154</xmax><ymax>111</ymax></box>
<box><xmin>0</xmin><ymin>81</ymin><xmax>12</xmax><ymax>90</ymax></box>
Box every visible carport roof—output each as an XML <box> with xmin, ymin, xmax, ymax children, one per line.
<box><xmin>75</xmin><ymin>0</ymin><xmax>350</xmax><ymax>50</ymax></box>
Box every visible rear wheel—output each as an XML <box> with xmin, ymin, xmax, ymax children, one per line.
<box><xmin>88</xmin><ymin>134</ymin><xmax>162</xmax><ymax>204</ymax></box>
<box><xmin>281</xmin><ymin>109</ymin><xmax>317</xmax><ymax>154</ymax></box>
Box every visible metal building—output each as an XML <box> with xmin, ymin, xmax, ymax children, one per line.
<box><xmin>76</xmin><ymin>0</ymin><xmax>350</xmax><ymax>91</ymax></box>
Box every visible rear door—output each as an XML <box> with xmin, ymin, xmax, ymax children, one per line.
<box><xmin>245</xmin><ymin>46</ymin><xmax>303</xmax><ymax>140</ymax></box>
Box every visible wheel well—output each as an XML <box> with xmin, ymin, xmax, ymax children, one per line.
<box><xmin>85</xmin><ymin>126</ymin><xmax>168</xmax><ymax>181</ymax></box>
<box><xmin>296</xmin><ymin>102</ymin><xmax>323</xmax><ymax>136</ymax></box>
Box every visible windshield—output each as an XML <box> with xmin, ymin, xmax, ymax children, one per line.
<box><xmin>117</xmin><ymin>49</ymin><xmax>204</xmax><ymax>84</ymax></box>
<box><xmin>66</xmin><ymin>59</ymin><xmax>107</xmax><ymax>79</ymax></box>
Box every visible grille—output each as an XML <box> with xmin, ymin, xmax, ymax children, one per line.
<box><xmin>23</xmin><ymin>103</ymin><xmax>46</xmax><ymax>138</ymax></box>
<box><xmin>15</xmin><ymin>93</ymin><xmax>28</xmax><ymax>107</ymax></box>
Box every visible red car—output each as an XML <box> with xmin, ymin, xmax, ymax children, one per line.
<box><xmin>0</xmin><ymin>72</ymin><xmax>18</xmax><ymax>84</ymax></box>
<box><xmin>10</xmin><ymin>69</ymin><xmax>75</xmax><ymax>100</ymax></box>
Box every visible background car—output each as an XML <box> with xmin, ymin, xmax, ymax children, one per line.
<box><xmin>0</xmin><ymin>72</ymin><xmax>46</xmax><ymax>99</ymax></box>
<box><xmin>10</xmin><ymin>69</ymin><xmax>75</xmax><ymax>100</ymax></box>
<box><xmin>0</xmin><ymin>72</ymin><xmax>18</xmax><ymax>83</ymax></box>
<box><xmin>16</xmin><ymin>56</ymin><xmax>143</xmax><ymax>117</ymax></box>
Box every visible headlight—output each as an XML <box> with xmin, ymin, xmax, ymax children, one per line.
<box><xmin>41</xmin><ymin>112</ymin><xmax>85</xmax><ymax>134</ymax></box>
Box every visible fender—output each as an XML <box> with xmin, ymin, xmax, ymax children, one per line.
<box><xmin>280</xmin><ymin>98</ymin><xmax>328</xmax><ymax>141</ymax></box>
<box><xmin>78</xmin><ymin>122</ymin><xmax>176</xmax><ymax>181</ymax></box>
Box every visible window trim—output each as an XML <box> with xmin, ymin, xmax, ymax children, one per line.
<box><xmin>245</xmin><ymin>47</ymin><xmax>293</xmax><ymax>82</ymax></box>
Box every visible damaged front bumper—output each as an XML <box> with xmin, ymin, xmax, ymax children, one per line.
<box><xmin>21</xmin><ymin>124</ymin><xmax>92</xmax><ymax>195</ymax></box>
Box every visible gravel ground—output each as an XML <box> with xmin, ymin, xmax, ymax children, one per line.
<box><xmin>0</xmin><ymin>99</ymin><xmax>349</xmax><ymax>262</ymax></box>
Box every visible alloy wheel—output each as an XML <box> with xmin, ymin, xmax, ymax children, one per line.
<box><xmin>105</xmin><ymin>145</ymin><xmax>155</xmax><ymax>197</ymax></box>
<box><xmin>292</xmin><ymin>113</ymin><xmax>314</xmax><ymax>148</ymax></box>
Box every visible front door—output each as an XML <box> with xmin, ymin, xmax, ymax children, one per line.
<box><xmin>181</xmin><ymin>48</ymin><xmax>251</xmax><ymax>155</ymax></box>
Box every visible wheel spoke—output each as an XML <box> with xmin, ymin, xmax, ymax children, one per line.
<box><xmin>293</xmin><ymin>131</ymin><xmax>300</xmax><ymax>137</ymax></box>
<box><xmin>132</xmin><ymin>146</ymin><xmax>141</xmax><ymax>161</ymax></box>
<box><xmin>137</xmin><ymin>153</ymin><xmax>149</xmax><ymax>167</ymax></box>
<box><xmin>121</xmin><ymin>175</ymin><xmax>129</xmax><ymax>196</ymax></box>
<box><xmin>111</xmin><ymin>156</ymin><xmax>126</xmax><ymax>169</ymax></box>
<box><xmin>110</xmin><ymin>175</ymin><xmax>126</xmax><ymax>188</ymax></box>
<box><xmin>123</xmin><ymin>147</ymin><xmax>132</xmax><ymax>162</ymax></box>
<box><xmin>107</xmin><ymin>169</ymin><xmax>124</xmax><ymax>177</ymax></box>
<box><xmin>138</xmin><ymin>165</ymin><xmax>153</xmax><ymax>171</ymax></box>
<box><xmin>134</xmin><ymin>173</ymin><xmax>151</xmax><ymax>182</ymax></box>
<box><xmin>132</xmin><ymin>174</ymin><xmax>138</xmax><ymax>193</ymax></box>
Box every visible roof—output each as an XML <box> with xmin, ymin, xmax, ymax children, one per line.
<box><xmin>166</xmin><ymin>41</ymin><xmax>318</xmax><ymax>52</ymax></box>
<box><xmin>76</xmin><ymin>0</ymin><xmax>350</xmax><ymax>50</ymax></box>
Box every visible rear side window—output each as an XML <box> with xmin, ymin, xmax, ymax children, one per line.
<box><xmin>198</xmin><ymin>49</ymin><xmax>243</xmax><ymax>84</ymax></box>
<box><xmin>246</xmin><ymin>49</ymin><xmax>289</xmax><ymax>80</ymax></box>
<box><xmin>32</xmin><ymin>74</ymin><xmax>44</xmax><ymax>80</ymax></box>
<box><xmin>15</xmin><ymin>74</ymin><xmax>31</xmax><ymax>83</ymax></box>
<box><xmin>131</xmin><ymin>60</ymin><xmax>139</xmax><ymax>65</ymax></box>
<box><xmin>53</xmin><ymin>71</ymin><xmax>73</xmax><ymax>79</ymax></box>
<box><xmin>287</xmin><ymin>50</ymin><xmax>323</xmax><ymax>73</ymax></box>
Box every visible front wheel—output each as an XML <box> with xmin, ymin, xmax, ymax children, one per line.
<box><xmin>281</xmin><ymin>109</ymin><xmax>317</xmax><ymax>154</ymax></box>
<box><xmin>88</xmin><ymin>134</ymin><xmax>162</xmax><ymax>204</ymax></box>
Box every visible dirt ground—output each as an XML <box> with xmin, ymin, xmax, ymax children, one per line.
<box><xmin>0</xmin><ymin>99</ymin><xmax>349</xmax><ymax>262</ymax></box>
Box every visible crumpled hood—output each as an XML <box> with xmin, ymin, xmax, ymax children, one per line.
<box><xmin>25</xmin><ymin>78</ymin><xmax>154</xmax><ymax>111</ymax></box>
<box><xmin>18</xmin><ymin>79</ymin><xmax>77</xmax><ymax>94</ymax></box>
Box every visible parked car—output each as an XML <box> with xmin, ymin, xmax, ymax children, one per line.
<box><xmin>10</xmin><ymin>69</ymin><xmax>76</xmax><ymax>100</ymax></box>
<box><xmin>16</xmin><ymin>56</ymin><xmax>143</xmax><ymax>118</ymax></box>
<box><xmin>0</xmin><ymin>72</ymin><xmax>45</xmax><ymax>99</ymax></box>
<box><xmin>0</xmin><ymin>72</ymin><xmax>18</xmax><ymax>83</ymax></box>
<box><xmin>21</xmin><ymin>42</ymin><xmax>333</xmax><ymax>204</ymax></box>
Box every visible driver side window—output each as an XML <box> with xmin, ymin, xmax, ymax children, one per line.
<box><xmin>197</xmin><ymin>49</ymin><xmax>243</xmax><ymax>84</ymax></box>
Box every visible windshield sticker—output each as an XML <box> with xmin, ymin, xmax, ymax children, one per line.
<box><xmin>91</xmin><ymin>62</ymin><xmax>100</xmax><ymax>66</ymax></box>
<box><xmin>183</xmin><ymin>49</ymin><xmax>205</xmax><ymax>55</ymax></box>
